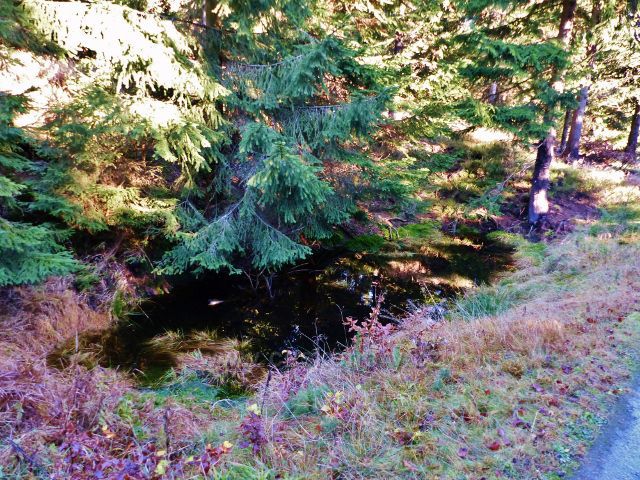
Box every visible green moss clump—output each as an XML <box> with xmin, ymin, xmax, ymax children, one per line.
<box><xmin>488</xmin><ymin>231</ymin><xmax>547</xmax><ymax>265</ymax></box>
<box><xmin>397</xmin><ymin>221</ymin><xmax>440</xmax><ymax>240</ymax></box>
<box><xmin>285</xmin><ymin>384</ymin><xmax>330</xmax><ymax>416</ymax></box>
<box><xmin>345</xmin><ymin>234</ymin><xmax>386</xmax><ymax>253</ymax></box>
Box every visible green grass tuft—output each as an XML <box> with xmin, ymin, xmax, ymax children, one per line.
<box><xmin>452</xmin><ymin>287</ymin><xmax>517</xmax><ymax>321</ymax></box>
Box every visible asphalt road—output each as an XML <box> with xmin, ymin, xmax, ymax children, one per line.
<box><xmin>572</xmin><ymin>376</ymin><xmax>640</xmax><ymax>480</ymax></box>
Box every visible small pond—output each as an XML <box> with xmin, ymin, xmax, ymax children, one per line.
<box><xmin>49</xmin><ymin>229</ymin><xmax>513</xmax><ymax>384</ymax></box>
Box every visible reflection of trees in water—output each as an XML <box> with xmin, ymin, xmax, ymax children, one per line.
<box><xmin>49</xmin><ymin>235</ymin><xmax>513</xmax><ymax>383</ymax></box>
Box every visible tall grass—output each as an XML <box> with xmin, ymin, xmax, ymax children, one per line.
<box><xmin>452</xmin><ymin>287</ymin><xmax>517</xmax><ymax>321</ymax></box>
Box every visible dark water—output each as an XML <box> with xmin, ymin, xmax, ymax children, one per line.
<box><xmin>49</xmin><ymin>233</ymin><xmax>513</xmax><ymax>383</ymax></box>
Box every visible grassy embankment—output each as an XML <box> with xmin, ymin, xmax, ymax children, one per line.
<box><xmin>2</xmin><ymin>155</ymin><xmax>640</xmax><ymax>479</ymax></box>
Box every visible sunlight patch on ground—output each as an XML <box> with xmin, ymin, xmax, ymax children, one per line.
<box><xmin>465</xmin><ymin>127</ymin><xmax>514</xmax><ymax>143</ymax></box>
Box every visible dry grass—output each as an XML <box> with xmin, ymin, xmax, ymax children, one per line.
<box><xmin>0</xmin><ymin>280</ymin><xmax>117</xmax><ymax>469</ymax></box>
<box><xmin>439</xmin><ymin>234</ymin><xmax>640</xmax><ymax>364</ymax></box>
<box><xmin>0</xmin><ymin>278</ymin><xmax>110</xmax><ymax>362</ymax></box>
<box><xmin>0</xmin><ymin>360</ymin><xmax>129</xmax><ymax>463</ymax></box>
<box><xmin>234</xmin><ymin>225</ymin><xmax>640</xmax><ymax>479</ymax></box>
<box><xmin>2</xmin><ymin>163</ymin><xmax>640</xmax><ymax>478</ymax></box>
<box><xmin>0</xmin><ymin>280</ymin><xmax>217</xmax><ymax>477</ymax></box>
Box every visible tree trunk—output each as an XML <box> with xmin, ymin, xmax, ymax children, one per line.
<box><xmin>203</xmin><ymin>0</ymin><xmax>217</xmax><ymax>27</ymax></box>
<box><xmin>562</xmin><ymin>86</ymin><xmax>588</xmax><ymax>160</ymax></box>
<box><xmin>488</xmin><ymin>82</ymin><xmax>498</xmax><ymax>105</ymax></box>
<box><xmin>626</xmin><ymin>100</ymin><xmax>640</xmax><ymax>161</ymax></box>
<box><xmin>557</xmin><ymin>0</ymin><xmax>577</xmax><ymax>43</ymax></box>
<box><xmin>529</xmin><ymin>134</ymin><xmax>556</xmax><ymax>224</ymax></box>
<box><xmin>558</xmin><ymin>109</ymin><xmax>573</xmax><ymax>153</ymax></box>
<box><xmin>560</xmin><ymin>1</ymin><xmax>600</xmax><ymax>162</ymax></box>
<box><xmin>527</xmin><ymin>0</ymin><xmax>577</xmax><ymax>224</ymax></box>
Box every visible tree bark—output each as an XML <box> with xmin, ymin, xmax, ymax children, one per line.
<box><xmin>527</xmin><ymin>0</ymin><xmax>577</xmax><ymax>224</ymax></box>
<box><xmin>563</xmin><ymin>86</ymin><xmax>588</xmax><ymax>160</ymax></box>
<box><xmin>558</xmin><ymin>109</ymin><xmax>573</xmax><ymax>153</ymax></box>
<box><xmin>488</xmin><ymin>82</ymin><xmax>498</xmax><ymax>105</ymax></box>
<box><xmin>203</xmin><ymin>0</ymin><xmax>217</xmax><ymax>28</ymax></box>
<box><xmin>529</xmin><ymin>134</ymin><xmax>556</xmax><ymax>224</ymax></box>
<box><xmin>557</xmin><ymin>0</ymin><xmax>577</xmax><ymax>43</ymax></box>
<box><xmin>626</xmin><ymin>100</ymin><xmax>640</xmax><ymax>161</ymax></box>
<box><xmin>560</xmin><ymin>1</ymin><xmax>601</xmax><ymax>161</ymax></box>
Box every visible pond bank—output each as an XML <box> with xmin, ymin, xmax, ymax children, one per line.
<box><xmin>2</xmin><ymin>223</ymin><xmax>640</xmax><ymax>478</ymax></box>
<box><xmin>48</xmin><ymin>226</ymin><xmax>513</xmax><ymax>384</ymax></box>
<box><xmin>4</xmin><ymin>157</ymin><xmax>640</xmax><ymax>478</ymax></box>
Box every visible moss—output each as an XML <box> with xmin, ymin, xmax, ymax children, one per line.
<box><xmin>627</xmin><ymin>312</ymin><xmax>640</xmax><ymax>323</ymax></box>
<box><xmin>285</xmin><ymin>384</ymin><xmax>330</xmax><ymax>416</ymax></box>
<box><xmin>345</xmin><ymin>234</ymin><xmax>386</xmax><ymax>253</ymax></box>
<box><xmin>74</xmin><ymin>267</ymin><xmax>101</xmax><ymax>291</ymax></box>
<box><xmin>488</xmin><ymin>231</ymin><xmax>547</xmax><ymax>265</ymax></box>
<box><xmin>396</xmin><ymin>220</ymin><xmax>440</xmax><ymax>240</ymax></box>
<box><xmin>352</xmin><ymin>209</ymin><xmax>370</xmax><ymax>222</ymax></box>
<box><xmin>409</xmin><ymin>148</ymin><xmax>462</xmax><ymax>172</ymax></box>
<box><xmin>110</xmin><ymin>289</ymin><xmax>130</xmax><ymax>319</ymax></box>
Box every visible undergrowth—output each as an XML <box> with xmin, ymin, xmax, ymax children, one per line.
<box><xmin>3</xmin><ymin>217</ymin><xmax>640</xmax><ymax>478</ymax></box>
<box><xmin>2</xmin><ymin>163</ymin><xmax>640</xmax><ymax>478</ymax></box>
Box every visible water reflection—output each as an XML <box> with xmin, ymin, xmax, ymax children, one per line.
<box><xmin>48</xmin><ymin>233</ymin><xmax>513</xmax><ymax>383</ymax></box>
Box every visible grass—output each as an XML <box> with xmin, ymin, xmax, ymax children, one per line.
<box><xmin>230</xmin><ymin>227</ymin><xmax>640</xmax><ymax>479</ymax></box>
<box><xmin>4</xmin><ymin>221</ymin><xmax>640</xmax><ymax>478</ymax></box>
<box><xmin>452</xmin><ymin>286</ymin><xmax>519</xmax><ymax>320</ymax></box>
<box><xmin>2</xmin><ymin>159</ymin><xmax>640</xmax><ymax>478</ymax></box>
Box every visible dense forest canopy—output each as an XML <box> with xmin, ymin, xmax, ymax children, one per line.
<box><xmin>0</xmin><ymin>0</ymin><xmax>638</xmax><ymax>288</ymax></box>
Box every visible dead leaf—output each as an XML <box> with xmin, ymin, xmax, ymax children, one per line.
<box><xmin>487</xmin><ymin>440</ymin><xmax>501</xmax><ymax>451</ymax></box>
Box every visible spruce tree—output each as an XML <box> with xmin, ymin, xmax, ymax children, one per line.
<box><xmin>11</xmin><ymin>0</ymin><xmax>388</xmax><ymax>282</ymax></box>
<box><xmin>454</xmin><ymin>0</ymin><xmax>579</xmax><ymax>224</ymax></box>
<box><xmin>155</xmin><ymin>1</ymin><xmax>389</xmax><ymax>276</ymax></box>
<box><xmin>0</xmin><ymin>95</ymin><xmax>78</xmax><ymax>286</ymax></box>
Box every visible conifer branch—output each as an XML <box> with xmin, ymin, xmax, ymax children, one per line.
<box><xmin>225</xmin><ymin>55</ymin><xmax>307</xmax><ymax>71</ymax></box>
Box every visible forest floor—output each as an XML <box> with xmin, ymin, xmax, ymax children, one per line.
<box><xmin>2</xmin><ymin>142</ymin><xmax>640</xmax><ymax>479</ymax></box>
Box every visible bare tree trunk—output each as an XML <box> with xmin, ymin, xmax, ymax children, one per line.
<box><xmin>557</xmin><ymin>0</ymin><xmax>577</xmax><ymax>43</ymax></box>
<box><xmin>560</xmin><ymin>1</ymin><xmax>601</xmax><ymax>161</ymax></box>
<box><xmin>527</xmin><ymin>0</ymin><xmax>577</xmax><ymax>224</ymax></box>
<box><xmin>558</xmin><ymin>109</ymin><xmax>573</xmax><ymax>153</ymax></box>
<box><xmin>203</xmin><ymin>0</ymin><xmax>217</xmax><ymax>27</ymax></box>
<box><xmin>563</xmin><ymin>86</ymin><xmax>588</xmax><ymax>160</ymax></box>
<box><xmin>529</xmin><ymin>134</ymin><xmax>556</xmax><ymax>224</ymax></box>
<box><xmin>488</xmin><ymin>82</ymin><xmax>498</xmax><ymax>105</ymax></box>
<box><xmin>626</xmin><ymin>100</ymin><xmax>640</xmax><ymax>161</ymax></box>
